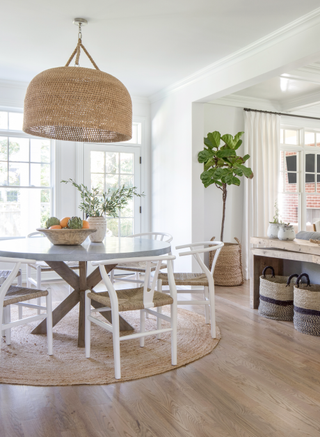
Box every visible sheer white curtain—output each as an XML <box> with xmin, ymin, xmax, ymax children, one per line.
<box><xmin>243</xmin><ymin>111</ymin><xmax>280</xmax><ymax>279</ymax></box>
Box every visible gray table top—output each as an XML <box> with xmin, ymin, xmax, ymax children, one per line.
<box><xmin>0</xmin><ymin>237</ymin><xmax>171</xmax><ymax>262</ymax></box>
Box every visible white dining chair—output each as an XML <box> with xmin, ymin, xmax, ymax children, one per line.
<box><xmin>0</xmin><ymin>268</ymin><xmax>23</xmax><ymax>323</ymax></box>
<box><xmin>85</xmin><ymin>253</ymin><xmax>177</xmax><ymax>380</ymax></box>
<box><xmin>0</xmin><ymin>257</ymin><xmax>53</xmax><ymax>355</ymax></box>
<box><xmin>110</xmin><ymin>232</ymin><xmax>173</xmax><ymax>285</ymax></box>
<box><xmin>157</xmin><ymin>241</ymin><xmax>224</xmax><ymax>338</ymax></box>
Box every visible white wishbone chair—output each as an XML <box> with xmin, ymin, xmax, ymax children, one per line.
<box><xmin>85</xmin><ymin>254</ymin><xmax>177</xmax><ymax>380</ymax></box>
<box><xmin>0</xmin><ymin>257</ymin><xmax>53</xmax><ymax>355</ymax></box>
<box><xmin>110</xmin><ymin>232</ymin><xmax>173</xmax><ymax>285</ymax></box>
<box><xmin>158</xmin><ymin>241</ymin><xmax>224</xmax><ymax>338</ymax></box>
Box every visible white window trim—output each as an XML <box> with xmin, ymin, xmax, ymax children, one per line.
<box><xmin>280</xmin><ymin>118</ymin><xmax>320</xmax><ymax>231</ymax></box>
<box><xmin>0</xmin><ymin>108</ymin><xmax>55</xmax><ymax>236</ymax></box>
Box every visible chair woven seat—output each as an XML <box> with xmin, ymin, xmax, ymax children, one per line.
<box><xmin>0</xmin><ymin>269</ymin><xmax>21</xmax><ymax>285</ymax></box>
<box><xmin>0</xmin><ymin>269</ymin><xmax>21</xmax><ymax>279</ymax></box>
<box><xmin>115</xmin><ymin>261</ymin><xmax>167</xmax><ymax>273</ymax></box>
<box><xmin>3</xmin><ymin>286</ymin><xmax>48</xmax><ymax>307</ymax></box>
<box><xmin>158</xmin><ymin>272</ymin><xmax>209</xmax><ymax>287</ymax></box>
<box><xmin>88</xmin><ymin>287</ymin><xmax>173</xmax><ymax>312</ymax></box>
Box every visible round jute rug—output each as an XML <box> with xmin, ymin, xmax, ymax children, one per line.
<box><xmin>0</xmin><ymin>307</ymin><xmax>221</xmax><ymax>386</ymax></box>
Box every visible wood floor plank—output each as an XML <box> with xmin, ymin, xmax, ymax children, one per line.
<box><xmin>1</xmin><ymin>280</ymin><xmax>320</xmax><ymax>437</ymax></box>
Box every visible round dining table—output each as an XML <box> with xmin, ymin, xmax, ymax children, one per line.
<box><xmin>0</xmin><ymin>236</ymin><xmax>171</xmax><ymax>347</ymax></box>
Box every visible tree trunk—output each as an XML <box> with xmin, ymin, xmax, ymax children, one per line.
<box><xmin>220</xmin><ymin>183</ymin><xmax>227</xmax><ymax>242</ymax></box>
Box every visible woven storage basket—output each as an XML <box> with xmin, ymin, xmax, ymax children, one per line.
<box><xmin>293</xmin><ymin>273</ymin><xmax>320</xmax><ymax>336</ymax></box>
<box><xmin>258</xmin><ymin>266</ymin><xmax>297</xmax><ymax>321</ymax></box>
<box><xmin>209</xmin><ymin>237</ymin><xmax>243</xmax><ymax>286</ymax></box>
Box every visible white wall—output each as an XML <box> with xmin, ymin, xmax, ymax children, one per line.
<box><xmin>151</xmin><ymin>91</ymin><xmax>193</xmax><ymax>271</ymax></box>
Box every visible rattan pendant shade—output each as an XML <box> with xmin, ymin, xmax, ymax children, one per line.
<box><xmin>23</xmin><ymin>24</ymin><xmax>132</xmax><ymax>143</ymax></box>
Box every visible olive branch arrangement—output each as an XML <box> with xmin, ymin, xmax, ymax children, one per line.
<box><xmin>61</xmin><ymin>179</ymin><xmax>144</xmax><ymax>218</ymax></box>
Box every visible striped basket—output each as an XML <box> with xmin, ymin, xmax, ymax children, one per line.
<box><xmin>258</xmin><ymin>266</ymin><xmax>298</xmax><ymax>321</ymax></box>
<box><xmin>293</xmin><ymin>273</ymin><xmax>320</xmax><ymax>336</ymax></box>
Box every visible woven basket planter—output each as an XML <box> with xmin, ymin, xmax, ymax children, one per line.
<box><xmin>293</xmin><ymin>273</ymin><xmax>320</xmax><ymax>336</ymax></box>
<box><xmin>209</xmin><ymin>237</ymin><xmax>243</xmax><ymax>286</ymax></box>
<box><xmin>258</xmin><ymin>266</ymin><xmax>297</xmax><ymax>321</ymax></box>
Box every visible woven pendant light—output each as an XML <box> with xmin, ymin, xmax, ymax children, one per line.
<box><xmin>23</xmin><ymin>19</ymin><xmax>132</xmax><ymax>143</ymax></box>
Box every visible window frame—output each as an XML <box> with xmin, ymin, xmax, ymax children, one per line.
<box><xmin>280</xmin><ymin>122</ymin><xmax>320</xmax><ymax>232</ymax></box>
<box><xmin>0</xmin><ymin>109</ymin><xmax>55</xmax><ymax>238</ymax></box>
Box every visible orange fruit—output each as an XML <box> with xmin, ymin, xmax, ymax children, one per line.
<box><xmin>82</xmin><ymin>220</ymin><xmax>90</xmax><ymax>229</ymax></box>
<box><xmin>60</xmin><ymin>217</ymin><xmax>70</xmax><ymax>228</ymax></box>
<box><xmin>49</xmin><ymin>225</ymin><xmax>62</xmax><ymax>229</ymax></box>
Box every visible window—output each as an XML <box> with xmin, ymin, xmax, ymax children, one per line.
<box><xmin>279</xmin><ymin>127</ymin><xmax>320</xmax><ymax>232</ymax></box>
<box><xmin>83</xmin><ymin>122</ymin><xmax>142</xmax><ymax>237</ymax></box>
<box><xmin>0</xmin><ymin>110</ymin><xmax>53</xmax><ymax>237</ymax></box>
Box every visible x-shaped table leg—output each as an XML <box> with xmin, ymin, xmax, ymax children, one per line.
<box><xmin>31</xmin><ymin>261</ymin><xmax>134</xmax><ymax>347</ymax></box>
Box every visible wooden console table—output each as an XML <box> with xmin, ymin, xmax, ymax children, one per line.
<box><xmin>250</xmin><ymin>237</ymin><xmax>320</xmax><ymax>309</ymax></box>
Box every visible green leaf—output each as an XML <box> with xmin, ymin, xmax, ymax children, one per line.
<box><xmin>204</xmin><ymin>158</ymin><xmax>215</xmax><ymax>171</ymax></box>
<box><xmin>200</xmin><ymin>171</ymin><xmax>215</xmax><ymax>188</ymax></box>
<box><xmin>204</xmin><ymin>131</ymin><xmax>221</xmax><ymax>149</ymax></box>
<box><xmin>238</xmin><ymin>165</ymin><xmax>254</xmax><ymax>178</ymax></box>
<box><xmin>234</xmin><ymin>139</ymin><xmax>243</xmax><ymax>150</ymax></box>
<box><xmin>216</xmin><ymin>149</ymin><xmax>236</xmax><ymax>159</ymax></box>
<box><xmin>198</xmin><ymin>149</ymin><xmax>215</xmax><ymax>163</ymax></box>
<box><xmin>242</xmin><ymin>154</ymin><xmax>250</xmax><ymax>162</ymax></box>
<box><xmin>234</xmin><ymin>131</ymin><xmax>244</xmax><ymax>143</ymax></box>
<box><xmin>221</xmin><ymin>131</ymin><xmax>244</xmax><ymax>149</ymax></box>
<box><xmin>231</xmin><ymin>176</ymin><xmax>241</xmax><ymax>186</ymax></box>
<box><xmin>221</xmin><ymin>134</ymin><xmax>234</xmax><ymax>148</ymax></box>
<box><xmin>233</xmin><ymin>168</ymin><xmax>244</xmax><ymax>176</ymax></box>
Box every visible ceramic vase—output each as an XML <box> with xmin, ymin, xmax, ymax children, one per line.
<box><xmin>87</xmin><ymin>216</ymin><xmax>106</xmax><ymax>243</ymax></box>
<box><xmin>278</xmin><ymin>224</ymin><xmax>295</xmax><ymax>241</ymax></box>
<box><xmin>267</xmin><ymin>223</ymin><xmax>280</xmax><ymax>239</ymax></box>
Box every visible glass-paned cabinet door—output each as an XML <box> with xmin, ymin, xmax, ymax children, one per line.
<box><xmin>83</xmin><ymin>144</ymin><xmax>141</xmax><ymax>237</ymax></box>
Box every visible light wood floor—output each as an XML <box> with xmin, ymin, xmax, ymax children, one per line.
<box><xmin>1</xmin><ymin>281</ymin><xmax>320</xmax><ymax>437</ymax></box>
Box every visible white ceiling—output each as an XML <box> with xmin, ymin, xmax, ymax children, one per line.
<box><xmin>229</xmin><ymin>62</ymin><xmax>320</xmax><ymax>115</ymax></box>
<box><xmin>2</xmin><ymin>0</ymin><xmax>320</xmax><ymax>97</ymax></box>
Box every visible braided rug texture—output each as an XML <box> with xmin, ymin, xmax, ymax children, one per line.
<box><xmin>0</xmin><ymin>306</ymin><xmax>220</xmax><ymax>386</ymax></box>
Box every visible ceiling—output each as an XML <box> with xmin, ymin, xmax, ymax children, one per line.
<box><xmin>229</xmin><ymin>62</ymin><xmax>320</xmax><ymax>115</ymax></box>
<box><xmin>2</xmin><ymin>0</ymin><xmax>320</xmax><ymax>98</ymax></box>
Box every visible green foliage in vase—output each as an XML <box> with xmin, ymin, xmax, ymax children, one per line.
<box><xmin>61</xmin><ymin>179</ymin><xmax>144</xmax><ymax>218</ymax></box>
<box><xmin>198</xmin><ymin>131</ymin><xmax>254</xmax><ymax>241</ymax></box>
<box><xmin>270</xmin><ymin>200</ymin><xmax>280</xmax><ymax>224</ymax></box>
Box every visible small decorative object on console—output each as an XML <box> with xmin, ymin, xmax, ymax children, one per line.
<box><xmin>278</xmin><ymin>224</ymin><xmax>295</xmax><ymax>241</ymax></box>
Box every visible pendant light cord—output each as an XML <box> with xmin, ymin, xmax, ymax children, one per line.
<box><xmin>65</xmin><ymin>23</ymin><xmax>100</xmax><ymax>70</ymax></box>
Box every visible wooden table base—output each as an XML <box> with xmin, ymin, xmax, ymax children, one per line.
<box><xmin>31</xmin><ymin>261</ymin><xmax>134</xmax><ymax>347</ymax></box>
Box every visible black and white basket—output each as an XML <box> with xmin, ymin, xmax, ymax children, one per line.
<box><xmin>258</xmin><ymin>266</ymin><xmax>298</xmax><ymax>321</ymax></box>
<box><xmin>293</xmin><ymin>273</ymin><xmax>320</xmax><ymax>336</ymax></box>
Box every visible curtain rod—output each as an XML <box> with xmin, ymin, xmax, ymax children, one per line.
<box><xmin>243</xmin><ymin>107</ymin><xmax>320</xmax><ymax>122</ymax></box>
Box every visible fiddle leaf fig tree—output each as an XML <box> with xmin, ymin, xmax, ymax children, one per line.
<box><xmin>198</xmin><ymin>131</ymin><xmax>253</xmax><ymax>242</ymax></box>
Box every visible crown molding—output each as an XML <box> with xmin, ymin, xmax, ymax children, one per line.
<box><xmin>280</xmin><ymin>90</ymin><xmax>320</xmax><ymax>112</ymax></box>
<box><xmin>150</xmin><ymin>7</ymin><xmax>320</xmax><ymax>104</ymax></box>
<box><xmin>209</xmin><ymin>94</ymin><xmax>281</xmax><ymax>111</ymax></box>
<box><xmin>131</xmin><ymin>95</ymin><xmax>150</xmax><ymax>105</ymax></box>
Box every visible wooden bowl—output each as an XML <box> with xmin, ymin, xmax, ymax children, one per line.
<box><xmin>36</xmin><ymin>228</ymin><xmax>97</xmax><ymax>246</ymax></box>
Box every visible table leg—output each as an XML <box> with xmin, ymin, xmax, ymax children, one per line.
<box><xmin>32</xmin><ymin>261</ymin><xmax>134</xmax><ymax>345</ymax></box>
<box><xmin>31</xmin><ymin>289</ymin><xmax>80</xmax><ymax>334</ymax></box>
